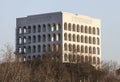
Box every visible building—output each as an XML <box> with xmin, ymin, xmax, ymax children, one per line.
<box><xmin>15</xmin><ymin>11</ymin><xmax>101</xmax><ymax>68</ymax></box>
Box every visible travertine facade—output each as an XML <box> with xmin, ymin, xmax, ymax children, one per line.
<box><xmin>16</xmin><ymin>12</ymin><xmax>101</xmax><ymax>68</ymax></box>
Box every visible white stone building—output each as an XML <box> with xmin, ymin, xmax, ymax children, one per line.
<box><xmin>16</xmin><ymin>12</ymin><xmax>101</xmax><ymax>68</ymax></box>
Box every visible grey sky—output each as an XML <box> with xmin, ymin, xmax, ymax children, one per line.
<box><xmin>0</xmin><ymin>0</ymin><xmax>120</xmax><ymax>63</ymax></box>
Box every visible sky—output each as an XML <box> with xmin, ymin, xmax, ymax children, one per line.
<box><xmin>0</xmin><ymin>0</ymin><xmax>120</xmax><ymax>63</ymax></box>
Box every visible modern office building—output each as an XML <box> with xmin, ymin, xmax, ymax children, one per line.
<box><xmin>15</xmin><ymin>12</ymin><xmax>101</xmax><ymax>68</ymax></box>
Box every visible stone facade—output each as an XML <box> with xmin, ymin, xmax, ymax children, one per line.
<box><xmin>16</xmin><ymin>12</ymin><xmax>101</xmax><ymax>68</ymax></box>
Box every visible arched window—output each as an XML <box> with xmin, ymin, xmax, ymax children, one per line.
<box><xmin>93</xmin><ymin>57</ymin><xmax>96</xmax><ymax>64</ymax></box>
<box><xmin>77</xmin><ymin>35</ymin><xmax>80</xmax><ymax>42</ymax></box>
<box><xmin>81</xmin><ymin>46</ymin><xmax>84</xmax><ymax>53</ymax></box>
<box><xmin>77</xmin><ymin>45</ymin><xmax>80</xmax><ymax>52</ymax></box>
<box><xmin>64</xmin><ymin>43</ymin><xmax>67</xmax><ymax>51</ymax></box>
<box><xmin>89</xmin><ymin>47</ymin><xmax>92</xmax><ymax>54</ymax></box>
<box><xmin>73</xmin><ymin>34</ymin><xmax>76</xmax><ymax>42</ymax></box>
<box><xmin>18</xmin><ymin>27</ymin><xmax>22</xmax><ymax>34</ymax></box>
<box><xmin>23</xmin><ymin>26</ymin><xmax>27</xmax><ymax>33</ymax></box>
<box><xmin>33</xmin><ymin>35</ymin><xmax>36</xmax><ymax>43</ymax></box>
<box><xmin>42</xmin><ymin>24</ymin><xmax>46</xmax><ymax>32</ymax></box>
<box><xmin>69</xmin><ymin>44</ymin><xmax>72</xmax><ymax>51</ymax></box>
<box><xmin>69</xmin><ymin>54</ymin><xmax>72</xmax><ymax>62</ymax></box>
<box><xmin>89</xmin><ymin>56</ymin><xmax>92</xmax><ymax>64</ymax></box>
<box><xmin>53</xmin><ymin>34</ymin><xmax>56</xmax><ymax>41</ymax></box>
<box><xmin>28</xmin><ymin>26</ymin><xmax>31</xmax><ymax>33</ymax></box>
<box><xmin>73</xmin><ymin>44</ymin><xmax>76</xmax><ymax>52</ymax></box>
<box><xmin>77</xmin><ymin>55</ymin><xmax>80</xmax><ymax>62</ymax></box>
<box><xmin>93</xmin><ymin>27</ymin><xmax>96</xmax><ymax>34</ymax></box>
<box><xmin>18</xmin><ymin>37</ymin><xmax>22</xmax><ymax>44</ymax></box>
<box><xmin>23</xmin><ymin>46</ymin><xmax>26</xmax><ymax>54</ymax></box>
<box><xmin>77</xmin><ymin>25</ymin><xmax>80</xmax><ymax>32</ymax></box>
<box><xmin>97</xmin><ymin>57</ymin><xmax>100</xmax><ymax>64</ymax></box>
<box><xmin>68</xmin><ymin>34</ymin><xmax>71</xmax><ymax>41</ymax></box>
<box><xmin>28</xmin><ymin>36</ymin><xmax>31</xmax><ymax>43</ymax></box>
<box><xmin>85</xmin><ymin>46</ymin><xmax>88</xmax><ymax>53</ymax></box>
<box><xmin>85</xmin><ymin>36</ymin><xmax>88</xmax><ymax>43</ymax></box>
<box><xmin>73</xmin><ymin>24</ymin><xmax>76</xmax><ymax>31</ymax></box>
<box><xmin>64</xmin><ymin>23</ymin><xmax>67</xmax><ymax>30</ymax></box>
<box><xmin>97</xmin><ymin>28</ymin><xmax>100</xmax><ymax>35</ymax></box>
<box><xmin>43</xmin><ymin>35</ymin><xmax>46</xmax><ymax>42</ymax></box>
<box><xmin>48</xmin><ymin>44</ymin><xmax>51</xmax><ymax>52</ymax></box>
<box><xmin>89</xmin><ymin>37</ymin><xmax>92</xmax><ymax>44</ymax></box>
<box><xmin>73</xmin><ymin>55</ymin><xmax>76</xmax><ymax>62</ymax></box>
<box><xmin>58</xmin><ymin>24</ymin><xmax>61</xmax><ymax>31</ymax></box>
<box><xmin>38</xmin><ymin>45</ymin><xmax>41</xmax><ymax>52</ymax></box>
<box><xmin>81</xmin><ymin>55</ymin><xmax>84</xmax><ymax>63</ymax></box>
<box><xmin>48</xmin><ymin>34</ymin><xmax>51</xmax><ymax>41</ymax></box>
<box><xmin>33</xmin><ymin>45</ymin><xmax>36</xmax><ymax>53</ymax></box>
<box><xmin>97</xmin><ymin>38</ymin><xmax>100</xmax><ymax>45</ymax></box>
<box><xmin>89</xmin><ymin>26</ymin><xmax>92</xmax><ymax>34</ymax></box>
<box><xmin>53</xmin><ymin>44</ymin><xmax>56</xmax><ymax>52</ymax></box>
<box><xmin>85</xmin><ymin>56</ymin><xmax>88</xmax><ymax>63</ymax></box>
<box><xmin>38</xmin><ymin>25</ymin><xmax>41</xmax><ymax>32</ymax></box>
<box><xmin>68</xmin><ymin>23</ymin><xmax>71</xmax><ymax>31</ymax></box>
<box><xmin>97</xmin><ymin>47</ymin><xmax>100</xmax><ymax>55</ymax></box>
<box><xmin>43</xmin><ymin>45</ymin><xmax>46</xmax><ymax>52</ymax></box>
<box><xmin>93</xmin><ymin>37</ymin><xmax>96</xmax><ymax>44</ymax></box>
<box><xmin>48</xmin><ymin>24</ymin><xmax>51</xmax><ymax>31</ymax></box>
<box><xmin>38</xmin><ymin>35</ymin><xmax>41</xmax><ymax>42</ymax></box>
<box><xmin>64</xmin><ymin>33</ymin><xmax>67</xmax><ymax>40</ymax></box>
<box><xmin>93</xmin><ymin>47</ymin><xmax>96</xmax><ymax>54</ymax></box>
<box><xmin>33</xmin><ymin>25</ymin><xmax>36</xmax><ymax>33</ymax></box>
<box><xmin>81</xmin><ymin>35</ymin><xmax>84</xmax><ymax>43</ymax></box>
<box><xmin>85</xmin><ymin>26</ymin><xmax>88</xmax><ymax>33</ymax></box>
<box><xmin>23</xmin><ymin>36</ymin><xmax>26</xmax><ymax>43</ymax></box>
<box><xmin>64</xmin><ymin>54</ymin><xmax>67</xmax><ymax>61</ymax></box>
<box><xmin>81</xmin><ymin>25</ymin><xmax>84</xmax><ymax>33</ymax></box>
<box><xmin>28</xmin><ymin>46</ymin><xmax>31</xmax><ymax>53</ymax></box>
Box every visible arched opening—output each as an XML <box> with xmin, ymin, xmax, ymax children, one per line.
<box><xmin>77</xmin><ymin>24</ymin><xmax>80</xmax><ymax>32</ymax></box>
<box><xmin>33</xmin><ymin>25</ymin><xmax>36</xmax><ymax>33</ymax></box>
<box><xmin>28</xmin><ymin>36</ymin><xmax>31</xmax><ymax>43</ymax></box>
<box><xmin>77</xmin><ymin>45</ymin><xmax>80</xmax><ymax>52</ymax></box>
<box><xmin>38</xmin><ymin>35</ymin><xmax>41</xmax><ymax>42</ymax></box>
<box><xmin>42</xmin><ymin>24</ymin><xmax>46</xmax><ymax>32</ymax></box>
<box><xmin>53</xmin><ymin>34</ymin><xmax>56</xmax><ymax>41</ymax></box>
<box><xmin>64</xmin><ymin>54</ymin><xmax>67</xmax><ymax>61</ymax></box>
<box><xmin>23</xmin><ymin>46</ymin><xmax>26</xmax><ymax>54</ymax></box>
<box><xmin>85</xmin><ymin>26</ymin><xmax>88</xmax><ymax>33</ymax></box>
<box><xmin>64</xmin><ymin>43</ymin><xmax>67</xmax><ymax>51</ymax></box>
<box><xmin>23</xmin><ymin>36</ymin><xmax>26</xmax><ymax>43</ymax></box>
<box><xmin>77</xmin><ymin>35</ymin><xmax>80</xmax><ymax>42</ymax></box>
<box><xmin>73</xmin><ymin>34</ymin><xmax>76</xmax><ymax>42</ymax></box>
<box><xmin>43</xmin><ymin>45</ymin><xmax>46</xmax><ymax>52</ymax></box>
<box><xmin>69</xmin><ymin>44</ymin><xmax>72</xmax><ymax>51</ymax></box>
<box><xmin>69</xmin><ymin>54</ymin><xmax>72</xmax><ymax>62</ymax></box>
<box><xmin>28</xmin><ymin>46</ymin><xmax>31</xmax><ymax>53</ymax></box>
<box><xmin>85</xmin><ymin>46</ymin><xmax>88</xmax><ymax>53</ymax></box>
<box><xmin>93</xmin><ymin>37</ymin><xmax>96</xmax><ymax>44</ymax></box>
<box><xmin>81</xmin><ymin>35</ymin><xmax>84</xmax><ymax>43</ymax></box>
<box><xmin>97</xmin><ymin>47</ymin><xmax>100</xmax><ymax>55</ymax></box>
<box><xmin>93</xmin><ymin>47</ymin><xmax>96</xmax><ymax>54</ymax></box>
<box><xmin>97</xmin><ymin>57</ymin><xmax>100</xmax><ymax>64</ymax></box>
<box><xmin>68</xmin><ymin>34</ymin><xmax>71</xmax><ymax>41</ymax></box>
<box><xmin>85</xmin><ymin>56</ymin><xmax>89</xmax><ymax>63</ymax></box>
<box><xmin>97</xmin><ymin>38</ymin><xmax>100</xmax><ymax>45</ymax></box>
<box><xmin>64</xmin><ymin>33</ymin><xmax>67</xmax><ymax>40</ymax></box>
<box><xmin>23</xmin><ymin>26</ymin><xmax>27</xmax><ymax>33</ymax></box>
<box><xmin>28</xmin><ymin>26</ymin><xmax>31</xmax><ymax>33</ymax></box>
<box><xmin>47</xmin><ymin>44</ymin><xmax>51</xmax><ymax>52</ymax></box>
<box><xmin>18</xmin><ymin>37</ymin><xmax>22</xmax><ymax>44</ymax></box>
<box><xmin>73</xmin><ymin>24</ymin><xmax>76</xmax><ymax>31</ymax></box>
<box><xmin>48</xmin><ymin>34</ymin><xmax>51</xmax><ymax>41</ymax></box>
<box><xmin>18</xmin><ymin>27</ymin><xmax>22</xmax><ymax>34</ymax></box>
<box><xmin>93</xmin><ymin>57</ymin><xmax>96</xmax><ymax>64</ymax></box>
<box><xmin>89</xmin><ymin>56</ymin><xmax>92</xmax><ymax>64</ymax></box>
<box><xmin>38</xmin><ymin>45</ymin><xmax>41</xmax><ymax>52</ymax></box>
<box><xmin>33</xmin><ymin>35</ymin><xmax>36</xmax><ymax>43</ymax></box>
<box><xmin>43</xmin><ymin>35</ymin><xmax>46</xmax><ymax>42</ymax></box>
<box><xmin>89</xmin><ymin>26</ymin><xmax>92</xmax><ymax>34</ymax></box>
<box><xmin>73</xmin><ymin>55</ymin><xmax>76</xmax><ymax>62</ymax></box>
<box><xmin>81</xmin><ymin>55</ymin><xmax>84</xmax><ymax>63</ymax></box>
<box><xmin>33</xmin><ymin>45</ymin><xmax>36</xmax><ymax>53</ymax></box>
<box><xmin>73</xmin><ymin>44</ymin><xmax>76</xmax><ymax>52</ymax></box>
<box><xmin>89</xmin><ymin>37</ymin><xmax>92</xmax><ymax>44</ymax></box>
<box><xmin>68</xmin><ymin>23</ymin><xmax>71</xmax><ymax>31</ymax></box>
<box><xmin>89</xmin><ymin>47</ymin><xmax>92</xmax><ymax>54</ymax></box>
<box><xmin>48</xmin><ymin>24</ymin><xmax>51</xmax><ymax>31</ymax></box>
<box><xmin>85</xmin><ymin>36</ymin><xmax>88</xmax><ymax>43</ymax></box>
<box><xmin>38</xmin><ymin>25</ymin><xmax>41</xmax><ymax>32</ymax></box>
<box><xmin>77</xmin><ymin>55</ymin><xmax>81</xmax><ymax>62</ymax></box>
<box><xmin>53</xmin><ymin>23</ymin><xmax>56</xmax><ymax>31</ymax></box>
<box><xmin>97</xmin><ymin>28</ymin><xmax>100</xmax><ymax>35</ymax></box>
<box><xmin>81</xmin><ymin>25</ymin><xmax>84</xmax><ymax>33</ymax></box>
<box><xmin>81</xmin><ymin>46</ymin><xmax>84</xmax><ymax>53</ymax></box>
<box><xmin>64</xmin><ymin>22</ymin><xmax>67</xmax><ymax>30</ymax></box>
<box><xmin>93</xmin><ymin>27</ymin><xmax>96</xmax><ymax>34</ymax></box>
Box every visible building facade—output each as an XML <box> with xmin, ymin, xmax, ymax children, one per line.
<box><xmin>16</xmin><ymin>12</ymin><xmax>101</xmax><ymax>68</ymax></box>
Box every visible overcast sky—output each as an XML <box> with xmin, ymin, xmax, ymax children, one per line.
<box><xmin>0</xmin><ymin>0</ymin><xmax>120</xmax><ymax>63</ymax></box>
